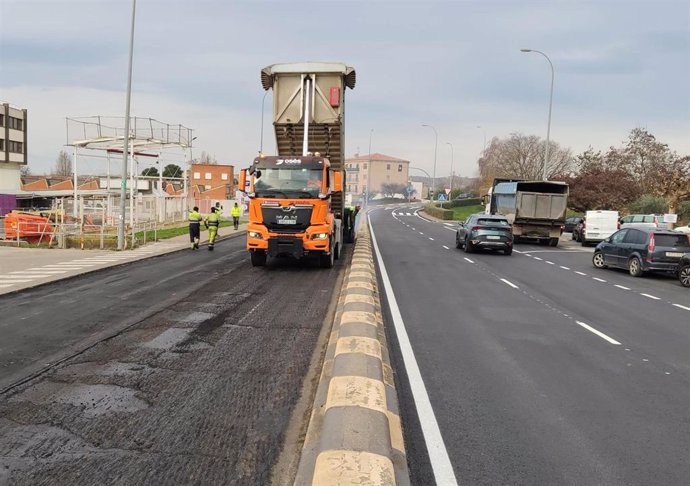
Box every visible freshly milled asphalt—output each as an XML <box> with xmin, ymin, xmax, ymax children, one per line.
<box><xmin>0</xmin><ymin>236</ymin><xmax>345</xmax><ymax>485</ymax></box>
<box><xmin>370</xmin><ymin>205</ymin><xmax>689</xmax><ymax>486</ymax></box>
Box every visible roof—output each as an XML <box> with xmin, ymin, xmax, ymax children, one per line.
<box><xmin>346</xmin><ymin>153</ymin><xmax>410</xmax><ymax>163</ymax></box>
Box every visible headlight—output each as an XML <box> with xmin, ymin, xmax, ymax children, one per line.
<box><xmin>311</xmin><ymin>233</ymin><xmax>329</xmax><ymax>240</ymax></box>
<box><xmin>248</xmin><ymin>231</ymin><xmax>262</xmax><ymax>239</ymax></box>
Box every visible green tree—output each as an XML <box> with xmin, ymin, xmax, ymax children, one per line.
<box><xmin>162</xmin><ymin>164</ymin><xmax>182</xmax><ymax>178</ymax></box>
<box><xmin>141</xmin><ymin>167</ymin><xmax>159</xmax><ymax>177</ymax></box>
<box><xmin>628</xmin><ymin>195</ymin><xmax>667</xmax><ymax>214</ymax></box>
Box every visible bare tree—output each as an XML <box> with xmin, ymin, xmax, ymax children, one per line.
<box><xmin>20</xmin><ymin>165</ymin><xmax>31</xmax><ymax>175</ymax></box>
<box><xmin>198</xmin><ymin>151</ymin><xmax>217</xmax><ymax>164</ymax></box>
<box><xmin>54</xmin><ymin>150</ymin><xmax>73</xmax><ymax>176</ymax></box>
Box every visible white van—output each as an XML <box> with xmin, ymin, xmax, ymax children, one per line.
<box><xmin>581</xmin><ymin>210</ymin><xmax>619</xmax><ymax>246</ymax></box>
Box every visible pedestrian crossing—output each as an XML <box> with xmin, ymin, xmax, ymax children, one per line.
<box><xmin>0</xmin><ymin>241</ymin><xmax>181</xmax><ymax>292</ymax></box>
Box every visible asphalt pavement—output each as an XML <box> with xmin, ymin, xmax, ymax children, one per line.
<box><xmin>369</xmin><ymin>204</ymin><xmax>689</xmax><ymax>486</ymax></box>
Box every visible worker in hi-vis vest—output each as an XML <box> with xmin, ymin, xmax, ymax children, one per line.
<box><xmin>231</xmin><ymin>202</ymin><xmax>241</xmax><ymax>230</ymax></box>
<box><xmin>188</xmin><ymin>206</ymin><xmax>203</xmax><ymax>250</ymax></box>
<box><xmin>204</xmin><ymin>207</ymin><xmax>220</xmax><ymax>251</ymax></box>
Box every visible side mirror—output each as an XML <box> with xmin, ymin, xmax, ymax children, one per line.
<box><xmin>239</xmin><ymin>169</ymin><xmax>247</xmax><ymax>193</ymax></box>
<box><xmin>332</xmin><ymin>171</ymin><xmax>343</xmax><ymax>193</ymax></box>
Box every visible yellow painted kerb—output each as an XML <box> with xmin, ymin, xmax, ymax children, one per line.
<box><xmin>312</xmin><ymin>450</ymin><xmax>395</xmax><ymax>486</ymax></box>
<box><xmin>326</xmin><ymin>375</ymin><xmax>387</xmax><ymax>414</ymax></box>
<box><xmin>335</xmin><ymin>336</ymin><xmax>382</xmax><ymax>360</ymax></box>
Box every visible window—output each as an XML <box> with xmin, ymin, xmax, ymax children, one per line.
<box><xmin>0</xmin><ymin>114</ymin><xmax>4</xmax><ymax>127</ymax></box>
<box><xmin>205</xmin><ymin>172</ymin><xmax>212</xmax><ymax>180</ymax></box>
<box><xmin>363</xmin><ymin>163</ymin><xmax>367</xmax><ymax>170</ymax></box>
<box><xmin>611</xmin><ymin>229</ymin><xmax>628</xmax><ymax>244</ymax></box>
<box><xmin>387</xmin><ymin>164</ymin><xmax>391</xmax><ymax>170</ymax></box>
<box><xmin>205</xmin><ymin>185</ymin><xmax>212</xmax><ymax>191</ymax></box>
<box><xmin>8</xmin><ymin>141</ymin><xmax>23</xmax><ymax>153</ymax></box>
<box><xmin>193</xmin><ymin>172</ymin><xmax>201</xmax><ymax>179</ymax></box>
<box><xmin>623</xmin><ymin>229</ymin><xmax>646</xmax><ymax>245</ymax></box>
<box><xmin>398</xmin><ymin>164</ymin><xmax>403</xmax><ymax>172</ymax></box>
<box><xmin>9</xmin><ymin>117</ymin><xmax>23</xmax><ymax>131</ymax></box>
<box><xmin>0</xmin><ymin>139</ymin><xmax>3</xmax><ymax>151</ymax></box>
<box><xmin>221</xmin><ymin>173</ymin><xmax>228</xmax><ymax>180</ymax></box>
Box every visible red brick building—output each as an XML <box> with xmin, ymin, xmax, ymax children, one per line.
<box><xmin>189</xmin><ymin>163</ymin><xmax>235</xmax><ymax>201</ymax></box>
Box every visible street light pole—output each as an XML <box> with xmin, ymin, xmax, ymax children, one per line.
<box><xmin>446</xmin><ymin>142</ymin><xmax>454</xmax><ymax>199</ymax></box>
<box><xmin>118</xmin><ymin>0</ymin><xmax>137</xmax><ymax>251</ymax></box>
<box><xmin>521</xmin><ymin>48</ymin><xmax>554</xmax><ymax>181</ymax></box>
<box><xmin>260</xmin><ymin>90</ymin><xmax>269</xmax><ymax>154</ymax></box>
<box><xmin>421</xmin><ymin>124</ymin><xmax>438</xmax><ymax>200</ymax></box>
<box><xmin>366</xmin><ymin>129</ymin><xmax>373</xmax><ymax>206</ymax></box>
<box><xmin>476</xmin><ymin>125</ymin><xmax>486</xmax><ymax>152</ymax></box>
<box><xmin>409</xmin><ymin>166</ymin><xmax>432</xmax><ymax>200</ymax></box>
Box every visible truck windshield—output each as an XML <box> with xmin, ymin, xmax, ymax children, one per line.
<box><xmin>254</xmin><ymin>168</ymin><xmax>323</xmax><ymax>198</ymax></box>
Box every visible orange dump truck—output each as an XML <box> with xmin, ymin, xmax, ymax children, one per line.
<box><xmin>239</xmin><ymin>62</ymin><xmax>357</xmax><ymax>267</ymax></box>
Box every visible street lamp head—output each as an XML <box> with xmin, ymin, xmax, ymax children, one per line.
<box><xmin>520</xmin><ymin>48</ymin><xmax>532</xmax><ymax>52</ymax></box>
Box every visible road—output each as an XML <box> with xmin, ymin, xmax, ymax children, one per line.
<box><xmin>370</xmin><ymin>205</ymin><xmax>689</xmax><ymax>486</ymax></box>
<box><xmin>0</xmin><ymin>236</ymin><xmax>345</xmax><ymax>486</ymax></box>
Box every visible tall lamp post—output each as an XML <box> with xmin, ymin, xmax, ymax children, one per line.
<box><xmin>421</xmin><ymin>124</ymin><xmax>438</xmax><ymax>200</ymax></box>
<box><xmin>410</xmin><ymin>166</ymin><xmax>433</xmax><ymax>200</ymax></box>
<box><xmin>521</xmin><ymin>48</ymin><xmax>554</xmax><ymax>181</ymax></box>
<box><xmin>446</xmin><ymin>142</ymin><xmax>454</xmax><ymax>199</ymax></box>
<box><xmin>118</xmin><ymin>0</ymin><xmax>137</xmax><ymax>251</ymax></box>
<box><xmin>365</xmin><ymin>128</ymin><xmax>373</xmax><ymax>206</ymax></box>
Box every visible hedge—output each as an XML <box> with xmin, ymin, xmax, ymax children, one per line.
<box><xmin>424</xmin><ymin>203</ymin><xmax>455</xmax><ymax>220</ymax></box>
<box><xmin>440</xmin><ymin>197</ymin><xmax>482</xmax><ymax>209</ymax></box>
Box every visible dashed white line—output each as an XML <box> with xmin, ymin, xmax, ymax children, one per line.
<box><xmin>576</xmin><ymin>321</ymin><xmax>621</xmax><ymax>345</ymax></box>
<box><xmin>592</xmin><ymin>277</ymin><xmax>607</xmax><ymax>283</ymax></box>
<box><xmin>559</xmin><ymin>266</ymin><xmax>570</xmax><ymax>270</ymax></box>
<box><xmin>533</xmin><ymin>257</ymin><xmax>543</xmax><ymax>261</ymax></box>
<box><xmin>442</xmin><ymin>245</ymin><xmax>449</xmax><ymax>250</ymax></box>
<box><xmin>419</xmin><ymin>232</ymin><xmax>424</xmax><ymax>235</ymax></box>
<box><xmin>463</xmin><ymin>257</ymin><xmax>474</xmax><ymax>264</ymax></box>
<box><xmin>444</xmin><ymin>223</ymin><xmax>454</xmax><ymax>227</ymax></box>
<box><xmin>640</xmin><ymin>293</ymin><xmax>660</xmax><ymax>300</ymax></box>
<box><xmin>614</xmin><ymin>284</ymin><xmax>630</xmax><ymax>290</ymax></box>
<box><xmin>575</xmin><ymin>271</ymin><xmax>587</xmax><ymax>276</ymax></box>
<box><xmin>500</xmin><ymin>278</ymin><xmax>519</xmax><ymax>289</ymax></box>
<box><xmin>672</xmin><ymin>303</ymin><xmax>690</xmax><ymax>311</ymax></box>
<box><xmin>546</xmin><ymin>261</ymin><xmax>555</xmax><ymax>265</ymax></box>
<box><xmin>428</xmin><ymin>237</ymin><xmax>434</xmax><ymax>241</ymax></box>
<box><xmin>524</xmin><ymin>254</ymin><xmax>532</xmax><ymax>257</ymax></box>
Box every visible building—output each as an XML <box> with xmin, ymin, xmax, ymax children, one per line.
<box><xmin>0</xmin><ymin>103</ymin><xmax>28</xmax><ymax>192</ymax></box>
<box><xmin>344</xmin><ymin>153</ymin><xmax>410</xmax><ymax>200</ymax></box>
<box><xmin>189</xmin><ymin>163</ymin><xmax>235</xmax><ymax>201</ymax></box>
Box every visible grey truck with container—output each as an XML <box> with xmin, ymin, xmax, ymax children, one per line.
<box><xmin>485</xmin><ymin>178</ymin><xmax>569</xmax><ymax>246</ymax></box>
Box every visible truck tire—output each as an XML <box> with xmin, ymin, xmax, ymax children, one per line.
<box><xmin>549</xmin><ymin>237</ymin><xmax>559</xmax><ymax>247</ymax></box>
<box><xmin>250</xmin><ymin>251</ymin><xmax>267</xmax><ymax>267</ymax></box>
<box><xmin>334</xmin><ymin>242</ymin><xmax>340</xmax><ymax>260</ymax></box>
<box><xmin>320</xmin><ymin>240</ymin><xmax>335</xmax><ymax>268</ymax></box>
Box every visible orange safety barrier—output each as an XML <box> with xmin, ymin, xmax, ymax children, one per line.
<box><xmin>4</xmin><ymin>211</ymin><xmax>53</xmax><ymax>243</ymax></box>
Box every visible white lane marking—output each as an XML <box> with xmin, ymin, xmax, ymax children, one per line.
<box><xmin>428</xmin><ymin>237</ymin><xmax>434</xmax><ymax>241</ymax></box>
<box><xmin>559</xmin><ymin>266</ymin><xmax>570</xmax><ymax>270</ymax></box>
<box><xmin>419</xmin><ymin>232</ymin><xmax>424</xmax><ymax>235</ymax></box>
<box><xmin>533</xmin><ymin>257</ymin><xmax>543</xmax><ymax>261</ymax></box>
<box><xmin>512</xmin><ymin>249</ymin><xmax>524</xmax><ymax>254</ymax></box>
<box><xmin>575</xmin><ymin>271</ymin><xmax>587</xmax><ymax>276</ymax></box>
<box><xmin>500</xmin><ymin>278</ymin><xmax>519</xmax><ymax>289</ymax></box>
<box><xmin>406</xmin><ymin>212</ymin><xmax>412</xmax><ymax>216</ymax></box>
<box><xmin>463</xmin><ymin>257</ymin><xmax>474</xmax><ymax>263</ymax></box>
<box><xmin>576</xmin><ymin>321</ymin><xmax>621</xmax><ymax>345</ymax></box>
<box><xmin>411</xmin><ymin>228</ymin><xmax>416</xmax><ymax>231</ymax></box>
<box><xmin>640</xmin><ymin>293</ymin><xmax>660</xmax><ymax>300</ymax></box>
<box><xmin>369</xmin><ymin>220</ymin><xmax>459</xmax><ymax>485</ymax></box>
<box><xmin>442</xmin><ymin>245</ymin><xmax>449</xmax><ymax>250</ymax></box>
<box><xmin>672</xmin><ymin>304</ymin><xmax>690</xmax><ymax>311</ymax></box>
<box><xmin>444</xmin><ymin>223</ymin><xmax>454</xmax><ymax>227</ymax></box>
<box><xmin>614</xmin><ymin>284</ymin><xmax>630</xmax><ymax>290</ymax></box>
<box><xmin>524</xmin><ymin>254</ymin><xmax>532</xmax><ymax>257</ymax></box>
<box><xmin>546</xmin><ymin>261</ymin><xmax>555</xmax><ymax>265</ymax></box>
<box><xmin>592</xmin><ymin>277</ymin><xmax>607</xmax><ymax>283</ymax></box>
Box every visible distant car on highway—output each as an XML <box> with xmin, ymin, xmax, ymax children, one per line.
<box><xmin>564</xmin><ymin>216</ymin><xmax>583</xmax><ymax>233</ymax></box>
<box><xmin>592</xmin><ymin>226</ymin><xmax>690</xmax><ymax>277</ymax></box>
<box><xmin>678</xmin><ymin>254</ymin><xmax>690</xmax><ymax>287</ymax></box>
<box><xmin>456</xmin><ymin>213</ymin><xmax>513</xmax><ymax>255</ymax></box>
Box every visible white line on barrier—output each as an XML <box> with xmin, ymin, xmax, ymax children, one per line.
<box><xmin>576</xmin><ymin>321</ymin><xmax>621</xmax><ymax>345</ymax></box>
<box><xmin>370</xmin><ymin>220</ymin><xmax>458</xmax><ymax>486</ymax></box>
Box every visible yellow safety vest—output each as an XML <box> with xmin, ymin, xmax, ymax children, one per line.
<box><xmin>231</xmin><ymin>206</ymin><xmax>241</xmax><ymax>217</ymax></box>
<box><xmin>189</xmin><ymin>211</ymin><xmax>202</xmax><ymax>223</ymax></box>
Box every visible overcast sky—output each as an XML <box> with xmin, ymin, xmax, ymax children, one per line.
<box><xmin>1</xmin><ymin>0</ymin><xmax>688</xmax><ymax>179</ymax></box>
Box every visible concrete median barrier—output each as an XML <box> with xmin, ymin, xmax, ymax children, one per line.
<box><xmin>293</xmin><ymin>219</ymin><xmax>409</xmax><ymax>486</ymax></box>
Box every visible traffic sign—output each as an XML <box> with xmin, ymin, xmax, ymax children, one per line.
<box><xmin>437</xmin><ymin>194</ymin><xmax>447</xmax><ymax>201</ymax></box>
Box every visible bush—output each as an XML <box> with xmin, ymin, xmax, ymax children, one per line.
<box><xmin>628</xmin><ymin>195</ymin><xmax>667</xmax><ymax>214</ymax></box>
<box><xmin>424</xmin><ymin>203</ymin><xmax>454</xmax><ymax>220</ymax></box>
<box><xmin>441</xmin><ymin>197</ymin><xmax>482</xmax><ymax>209</ymax></box>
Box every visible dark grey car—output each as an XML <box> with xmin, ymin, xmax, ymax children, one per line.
<box><xmin>592</xmin><ymin>226</ymin><xmax>690</xmax><ymax>277</ymax></box>
<box><xmin>456</xmin><ymin>214</ymin><xmax>513</xmax><ymax>255</ymax></box>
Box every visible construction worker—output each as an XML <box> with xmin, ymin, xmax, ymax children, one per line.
<box><xmin>231</xmin><ymin>202</ymin><xmax>241</xmax><ymax>230</ymax></box>
<box><xmin>204</xmin><ymin>207</ymin><xmax>220</xmax><ymax>250</ymax></box>
<box><xmin>189</xmin><ymin>206</ymin><xmax>203</xmax><ymax>249</ymax></box>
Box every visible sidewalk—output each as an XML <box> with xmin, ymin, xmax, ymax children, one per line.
<box><xmin>0</xmin><ymin>224</ymin><xmax>248</xmax><ymax>296</ymax></box>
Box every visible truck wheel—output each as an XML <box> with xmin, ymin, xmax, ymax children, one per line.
<box><xmin>549</xmin><ymin>237</ymin><xmax>559</xmax><ymax>247</ymax></box>
<box><xmin>679</xmin><ymin>264</ymin><xmax>690</xmax><ymax>287</ymax></box>
<box><xmin>250</xmin><ymin>251</ymin><xmax>267</xmax><ymax>267</ymax></box>
<box><xmin>320</xmin><ymin>241</ymin><xmax>335</xmax><ymax>268</ymax></box>
<box><xmin>628</xmin><ymin>257</ymin><xmax>644</xmax><ymax>277</ymax></box>
<box><xmin>464</xmin><ymin>238</ymin><xmax>474</xmax><ymax>253</ymax></box>
<box><xmin>334</xmin><ymin>242</ymin><xmax>340</xmax><ymax>260</ymax></box>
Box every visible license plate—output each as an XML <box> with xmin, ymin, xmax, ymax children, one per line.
<box><xmin>277</xmin><ymin>219</ymin><xmax>297</xmax><ymax>225</ymax></box>
<box><xmin>666</xmin><ymin>252</ymin><xmax>683</xmax><ymax>257</ymax></box>
<box><xmin>486</xmin><ymin>235</ymin><xmax>500</xmax><ymax>240</ymax></box>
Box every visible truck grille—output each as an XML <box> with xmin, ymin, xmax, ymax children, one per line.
<box><xmin>261</xmin><ymin>203</ymin><xmax>313</xmax><ymax>232</ymax></box>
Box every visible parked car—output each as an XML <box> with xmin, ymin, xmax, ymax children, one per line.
<box><xmin>619</xmin><ymin>214</ymin><xmax>664</xmax><ymax>228</ymax></box>
<box><xmin>456</xmin><ymin>213</ymin><xmax>513</xmax><ymax>255</ymax></box>
<box><xmin>678</xmin><ymin>253</ymin><xmax>690</xmax><ymax>287</ymax></box>
<box><xmin>673</xmin><ymin>225</ymin><xmax>690</xmax><ymax>234</ymax></box>
<box><xmin>592</xmin><ymin>226</ymin><xmax>690</xmax><ymax>277</ymax></box>
<box><xmin>580</xmin><ymin>210</ymin><xmax>619</xmax><ymax>246</ymax></box>
<box><xmin>564</xmin><ymin>216</ymin><xmax>583</xmax><ymax>233</ymax></box>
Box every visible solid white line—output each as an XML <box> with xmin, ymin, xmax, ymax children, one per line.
<box><xmin>614</xmin><ymin>284</ymin><xmax>630</xmax><ymax>290</ymax></box>
<box><xmin>575</xmin><ymin>271</ymin><xmax>587</xmax><ymax>276</ymax></box>
<box><xmin>442</xmin><ymin>245</ymin><xmax>449</xmax><ymax>250</ymax></box>
<box><xmin>512</xmin><ymin>249</ymin><xmax>523</xmax><ymax>254</ymax></box>
<box><xmin>533</xmin><ymin>257</ymin><xmax>543</xmax><ymax>261</ymax></box>
<box><xmin>640</xmin><ymin>293</ymin><xmax>660</xmax><ymax>300</ymax></box>
<box><xmin>369</xmin><ymin>220</ymin><xmax>458</xmax><ymax>485</ymax></box>
<box><xmin>559</xmin><ymin>266</ymin><xmax>570</xmax><ymax>270</ymax></box>
<box><xmin>672</xmin><ymin>303</ymin><xmax>690</xmax><ymax>311</ymax></box>
<box><xmin>428</xmin><ymin>237</ymin><xmax>434</xmax><ymax>241</ymax></box>
<box><xmin>576</xmin><ymin>321</ymin><xmax>621</xmax><ymax>345</ymax></box>
<box><xmin>463</xmin><ymin>257</ymin><xmax>474</xmax><ymax>263</ymax></box>
<box><xmin>592</xmin><ymin>277</ymin><xmax>607</xmax><ymax>282</ymax></box>
<box><xmin>500</xmin><ymin>278</ymin><xmax>519</xmax><ymax>289</ymax></box>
